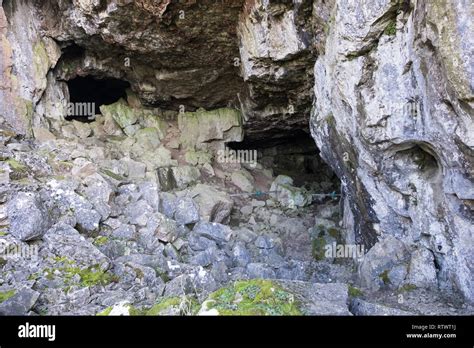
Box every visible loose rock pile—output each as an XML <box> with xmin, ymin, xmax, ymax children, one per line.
<box><xmin>0</xmin><ymin>103</ymin><xmax>471</xmax><ymax>315</ymax></box>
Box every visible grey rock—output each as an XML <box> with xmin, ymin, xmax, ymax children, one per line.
<box><xmin>124</xmin><ymin>200</ymin><xmax>153</xmax><ymax>226</ymax></box>
<box><xmin>231</xmin><ymin>169</ymin><xmax>255</xmax><ymax>192</ymax></box>
<box><xmin>232</xmin><ymin>243</ymin><xmax>251</xmax><ymax>267</ymax></box>
<box><xmin>159</xmin><ymin>192</ymin><xmax>177</xmax><ymax>218</ymax></box>
<box><xmin>190</xmin><ymin>184</ymin><xmax>233</xmax><ymax>224</ymax></box>
<box><xmin>174</xmin><ymin>197</ymin><xmax>200</xmax><ymax>225</ymax></box>
<box><xmin>193</xmin><ymin>222</ymin><xmax>233</xmax><ymax>245</ymax></box>
<box><xmin>43</xmin><ymin>223</ymin><xmax>110</xmax><ymax>270</ymax></box>
<box><xmin>246</xmin><ymin>263</ymin><xmax>276</xmax><ymax>279</ymax></box>
<box><xmin>190</xmin><ymin>250</ymin><xmax>215</xmax><ymax>267</ymax></box>
<box><xmin>359</xmin><ymin>236</ymin><xmax>410</xmax><ymax>291</ymax></box>
<box><xmin>0</xmin><ymin>287</ymin><xmax>40</xmax><ymax>315</ymax></box>
<box><xmin>75</xmin><ymin>208</ymin><xmax>101</xmax><ymax>234</ymax></box>
<box><xmin>405</xmin><ymin>248</ymin><xmax>438</xmax><ymax>289</ymax></box>
<box><xmin>163</xmin><ymin>275</ymin><xmax>195</xmax><ymax>297</ymax></box>
<box><xmin>188</xmin><ymin>235</ymin><xmax>218</xmax><ymax>252</ymax></box>
<box><xmin>7</xmin><ymin>192</ymin><xmax>51</xmax><ymax>241</ymax></box>
<box><xmin>311</xmin><ymin>0</ymin><xmax>474</xmax><ymax>303</ymax></box>
<box><xmin>138</xmin><ymin>181</ymin><xmax>160</xmax><ymax>210</ymax></box>
<box><xmin>255</xmin><ymin>235</ymin><xmax>275</xmax><ymax>249</ymax></box>
<box><xmin>112</xmin><ymin>224</ymin><xmax>136</xmax><ymax>240</ymax></box>
<box><xmin>350</xmin><ymin>298</ymin><xmax>414</xmax><ymax>316</ymax></box>
<box><xmin>171</xmin><ymin>166</ymin><xmax>201</xmax><ymax>189</ymax></box>
<box><xmin>276</xmin><ymin>281</ymin><xmax>351</xmax><ymax>316</ymax></box>
<box><xmin>146</xmin><ymin>213</ymin><xmax>179</xmax><ymax>243</ymax></box>
<box><xmin>81</xmin><ymin>174</ymin><xmax>113</xmax><ymax>220</ymax></box>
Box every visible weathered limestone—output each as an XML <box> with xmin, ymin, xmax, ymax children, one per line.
<box><xmin>311</xmin><ymin>0</ymin><xmax>473</xmax><ymax>302</ymax></box>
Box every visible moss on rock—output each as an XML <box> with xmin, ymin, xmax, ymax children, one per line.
<box><xmin>0</xmin><ymin>289</ymin><xmax>16</xmax><ymax>303</ymax></box>
<box><xmin>146</xmin><ymin>296</ymin><xmax>199</xmax><ymax>316</ymax></box>
<box><xmin>206</xmin><ymin>279</ymin><xmax>301</xmax><ymax>316</ymax></box>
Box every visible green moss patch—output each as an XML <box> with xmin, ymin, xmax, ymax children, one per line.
<box><xmin>45</xmin><ymin>258</ymin><xmax>117</xmax><ymax>288</ymax></box>
<box><xmin>146</xmin><ymin>296</ymin><xmax>199</xmax><ymax>316</ymax></box>
<box><xmin>0</xmin><ymin>289</ymin><xmax>16</xmax><ymax>303</ymax></box>
<box><xmin>146</xmin><ymin>297</ymin><xmax>182</xmax><ymax>316</ymax></box>
<box><xmin>207</xmin><ymin>279</ymin><xmax>301</xmax><ymax>316</ymax></box>
<box><xmin>3</xmin><ymin>159</ymin><xmax>29</xmax><ymax>179</ymax></box>
<box><xmin>97</xmin><ymin>306</ymin><xmax>113</xmax><ymax>316</ymax></box>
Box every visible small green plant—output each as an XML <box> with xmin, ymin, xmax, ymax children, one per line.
<box><xmin>384</xmin><ymin>21</ymin><xmax>397</xmax><ymax>36</ymax></box>
<box><xmin>348</xmin><ymin>285</ymin><xmax>364</xmax><ymax>298</ymax></box>
<box><xmin>93</xmin><ymin>236</ymin><xmax>109</xmax><ymax>247</ymax></box>
<box><xmin>379</xmin><ymin>270</ymin><xmax>391</xmax><ymax>285</ymax></box>
<box><xmin>399</xmin><ymin>283</ymin><xmax>417</xmax><ymax>292</ymax></box>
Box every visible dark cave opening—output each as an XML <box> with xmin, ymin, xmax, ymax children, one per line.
<box><xmin>66</xmin><ymin>76</ymin><xmax>130</xmax><ymax>121</ymax></box>
<box><xmin>228</xmin><ymin>130</ymin><xmax>340</xmax><ymax>193</ymax></box>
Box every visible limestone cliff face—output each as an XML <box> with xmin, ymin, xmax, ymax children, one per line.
<box><xmin>311</xmin><ymin>0</ymin><xmax>473</xmax><ymax>302</ymax></box>
<box><xmin>0</xmin><ymin>0</ymin><xmax>472</xmax><ymax>304</ymax></box>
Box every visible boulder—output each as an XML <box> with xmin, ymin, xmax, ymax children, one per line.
<box><xmin>0</xmin><ymin>287</ymin><xmax>40</xmax><ymax>315</ymax></box>
<box><xmin>193</xmin><ymin>222</ymin><xmax>233</xmax><ymax>245</ymax></box>
<box><xmin>231</xmin><ymin>169</ymin><xmax>255</xmax><ymax>192</ymax></box>
<box><xmin>190</xmin><ymin>184</ymin><xmax>233</xmax><ymax>224</ymax></box>
<box><xmin>7</xmin><ymin>192</ymin><xmax>51</xmax><ymax>241</ymax></box>
<box><xmin>174</xmin><ymin>197</ymin><xmax>200</xmax><ymax>226</ymax></box>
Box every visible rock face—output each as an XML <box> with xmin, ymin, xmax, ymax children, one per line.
<box><xmin>311</xmin><ymin>0</ymin><xmax>473</xmax><ymax>302</ymax></box>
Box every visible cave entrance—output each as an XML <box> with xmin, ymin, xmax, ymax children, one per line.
<box><xmin>66</xmin><ymin>76</ymin><xmax>130</xmax><ymax>121</ymax></box>
<box><xmin>228</xmin><ymin>130</ymin><xmax>340</xmax><ymax>194</ymax></box>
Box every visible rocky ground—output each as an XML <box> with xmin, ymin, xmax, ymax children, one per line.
<box><xmin>0</xmin><ymin>100</ymin><xmax>471</xmax><ymax>316</ymax></box>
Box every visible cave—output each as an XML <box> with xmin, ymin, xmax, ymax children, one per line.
<box><xmin>66</xmin><ymin>76</ymin><xmax>130</xmax><ymax>121</ymax></box>
<box><xmin>2</xmin><ymin>0</ymin><xmax>472</xmax><ymax>321</ymax></box>
<box><xmin>228</xmin><ymin>130</ymin><xmax>340</xmax><ymax>194</ymax></box>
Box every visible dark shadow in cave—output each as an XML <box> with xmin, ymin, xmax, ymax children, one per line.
<box><xmin>228</xmin><ymin>130</ymin><xmax>340</xmax><ymax>191</ymax></box>
<box><xmin>66</xmin><ymin>76</ymin><xmax>130</xmax><ymax>121</ymax></box>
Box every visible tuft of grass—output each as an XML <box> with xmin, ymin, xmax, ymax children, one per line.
<box><xmin>384</xmin><ymin>21</ymin><xmax>397</xmax><ymax>36</ymax></box>
<box><xmin>399</xmin><ymin>283</ymin><xmax>417</xmax><ymax>293</ymax></box>
<box><xmin>379</xmin><ymin>270</ymin><xmax>391</xmax><ymax>285</ymax></box>
<box><xmin>93</xmin><ymin>236</ymin><xmax>109</xmax><ymax>247</ymax></box>
<box><xmin>348</xmin><ymin>285</ymin><xmax>364</xmax><ymax>298</ymax></box>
